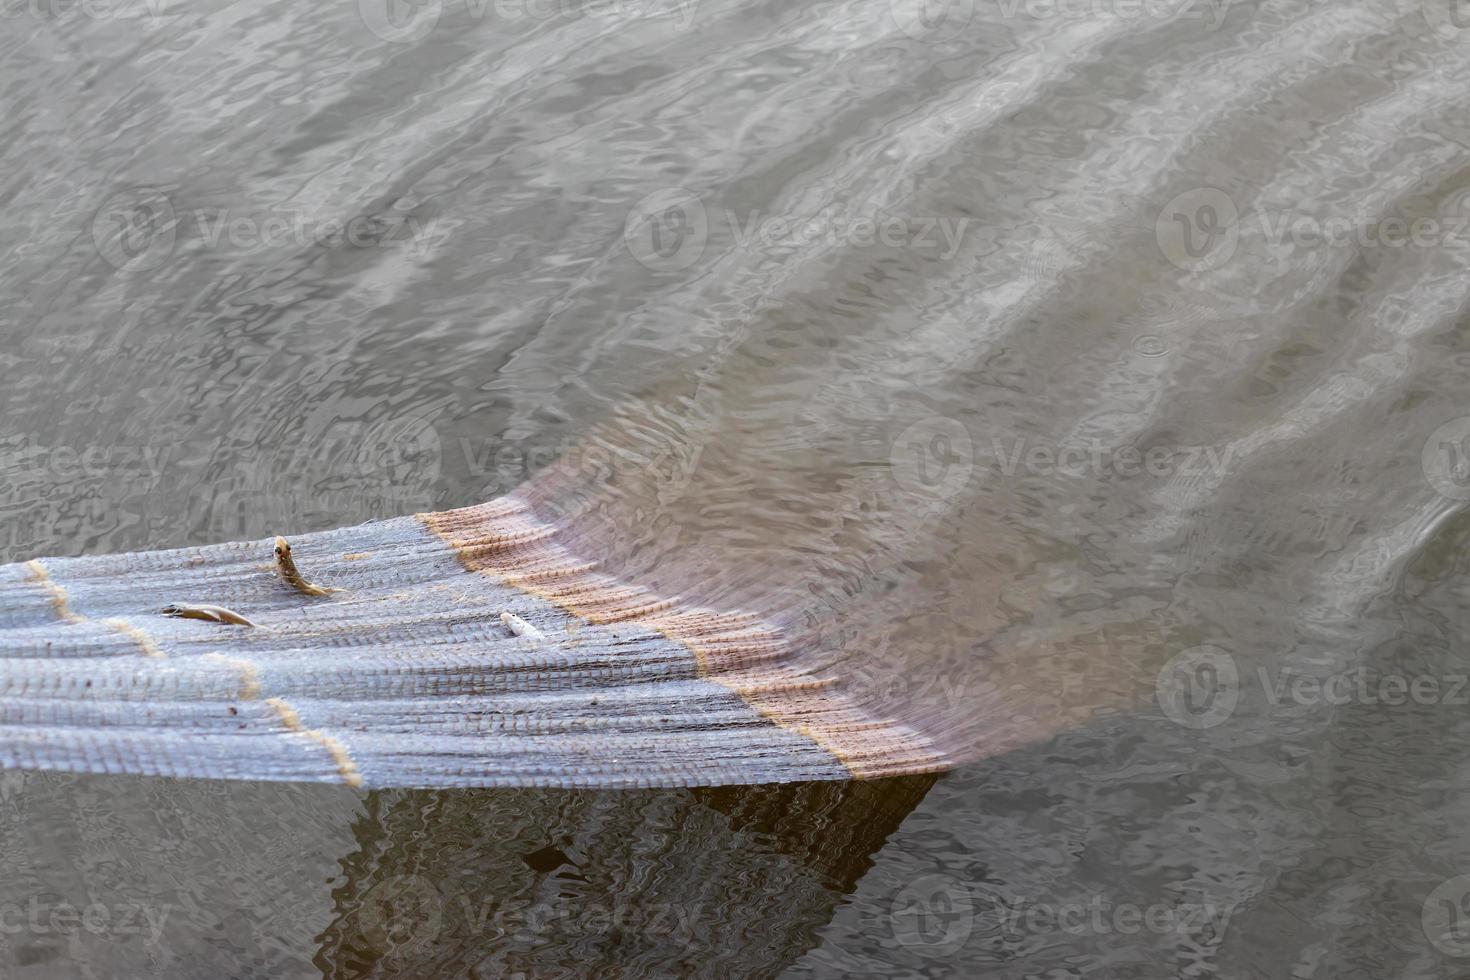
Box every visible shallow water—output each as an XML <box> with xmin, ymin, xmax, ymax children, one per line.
<box><xmin>4</xmin><ymin>0</ymin><xmax>1470</xmax><ymax>975</ymax></box>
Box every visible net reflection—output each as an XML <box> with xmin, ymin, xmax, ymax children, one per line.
<box><xmin>315</xmin><ymin>775</ymin><xmax>936</xmax><ymax>977</ymax></box>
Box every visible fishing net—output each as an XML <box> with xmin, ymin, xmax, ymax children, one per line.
<box><xmin>0</xmin><ymin>497</ymin><xmax>952</xmax><ymax>788</ymax></box>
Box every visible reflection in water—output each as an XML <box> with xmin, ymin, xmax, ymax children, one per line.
<box><xmin>4</xmin><ymin>0</ymin><xmax>1470</xmax><ymax>975</ymax></box>
<box><xmin>316</xmin><ymin>777</ymin><xmax>935</xmax><ymax>977</ymax></box>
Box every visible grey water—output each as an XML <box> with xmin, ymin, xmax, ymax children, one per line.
<box><xmin>3</xmin><ymin>0</ymin><xmax>1470</xmax><ymax>976</ymax></box>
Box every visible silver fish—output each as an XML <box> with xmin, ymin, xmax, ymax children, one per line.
<box><xmin>161</xmin><ymin>603</ymin><xmax>258</xmax><ymax>627</ymax></box>
<box><xmin>500</xmin><ymin>611</ymin><xmax>545</xmax><ymax>641</ymax></box>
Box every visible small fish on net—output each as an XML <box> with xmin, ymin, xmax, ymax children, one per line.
<box><xmin>0</xmin><ymin>497</ymin><xmax>959</xmax><ymax>789</ymax></box>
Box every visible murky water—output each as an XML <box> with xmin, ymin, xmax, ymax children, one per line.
<box><xmin>4</xmin><ymin>0</ymin><xmax>1470</xmax><ymax>975</ymax></box>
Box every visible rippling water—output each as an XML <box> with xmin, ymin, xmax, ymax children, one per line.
<box><xmin>4</xmin><ymin>0</ymin><xmax>1470</xmax><ymax>975</ymax></box>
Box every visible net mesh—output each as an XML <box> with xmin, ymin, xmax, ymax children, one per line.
<box><xmin>0</xmin><ymin>497</ymin><xmax>950</xmax><ymax>788</ymax></box>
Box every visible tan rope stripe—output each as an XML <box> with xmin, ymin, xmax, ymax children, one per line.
<box><xmin>103</xmin><ymin>618</ymin><xmax>166</xmax><ymax>659</ymax></box>
<box><xmin>24</xmin><ymin>560</ymin><xmax>82</xmax><ymax>624</ymax></box>
<box><xmin>419</xmin><ymin>502</ymin><xmax>948</xmax><ymax>779</ymax></box>
<box><xmin>17</xmin><ymin>563</ymin><xmax>362</xmax><ymax>785</ymax></box>
<box><xmin>25</xmin><ymin>564</ymin><xmax>175</xmax><ymax>664</ymax></box>
<box><xmin>265</xmin><ymin>698</ymin><xmax>364</xmax><ymax>789</ymax></box>
<box><xmin>203</xmin><ymin>653</ymin><xmax>262</xmax><ymax>699</ymax></box>
<box><xmin>200</xmin><ymin>657</ymin><xmax>364</xmax><ymax>788</ymax></box>
<box><xmin>26</xmin><ymin>561</ymin><xmax>167</xmax><ymax>660</ymax></box>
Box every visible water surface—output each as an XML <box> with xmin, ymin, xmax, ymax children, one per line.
<box><xmin>3</xmin><ymin>0</ymin><xmax>1470</xmax><ymax>975</ymax></box>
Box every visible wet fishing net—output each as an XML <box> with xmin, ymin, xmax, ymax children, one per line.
<box><xmin>0</xmin><ymin>496</ymin><xmax>955</xmax><ymax>788</ymax></box>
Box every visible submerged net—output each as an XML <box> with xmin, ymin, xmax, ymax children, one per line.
<box><xmin>0</xmin><ymin>496</ymin><xmax>953</xmax><ymax>788</ymax></box>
